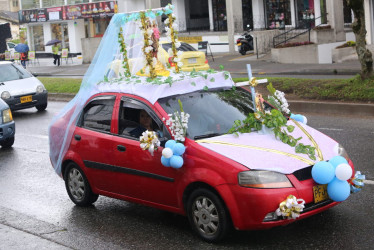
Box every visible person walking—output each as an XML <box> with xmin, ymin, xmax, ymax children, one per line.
<box><xmin>52</xmin><ymin>43</ymin><xmax>61</xmax><ymax>66</ymax></box>
<box><xmin>20</xmin><ymin>52</ymin><xmax>28</xmax><ymax>68</ymax></box>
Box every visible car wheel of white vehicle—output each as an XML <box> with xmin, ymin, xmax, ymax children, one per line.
<box><xmin>64</xmin><ymin>162</ymin><xmax>98</xmax><ymax>206</ymax></box>
<box><xmin>0</xmin><ymin>136</ymin><xmax>14</xmax><ymax>148</ymax></box>
<box><xmin>36</xmin><ymin>103</ymin><xmax>47</xmax><ymax>111</ymax></box>
<box><xmin>187</xmin><ymin>188</ymin><xmax>231</xmax><ymax>243</ymax></box>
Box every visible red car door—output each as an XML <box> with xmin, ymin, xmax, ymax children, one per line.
<box><xmin>71</xmin><ymin>94</ymin><xmax>119</xmax><ymax>192</ymax></box>
<box><xmin>109</xmin><ymin>95</ymin><xmax>179</xmax><ymax>208</ymax></box>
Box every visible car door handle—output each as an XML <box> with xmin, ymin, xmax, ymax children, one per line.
<box><xmin>74</xmin><ymin>134</ymin><xmax>81</xmax><ymax>141</ymax></box>
<box><xmin>117</xmin><ymin>145</ymin><xmax>126</xmax><ymax>152</ymax></box>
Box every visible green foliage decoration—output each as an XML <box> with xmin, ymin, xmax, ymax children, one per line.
<box><xmin>118</xmin><ymin>27</ymin><xmax>131</xmax><ymax>77</ymax></box>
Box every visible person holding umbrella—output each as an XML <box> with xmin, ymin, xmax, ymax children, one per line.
<box><xmin>14</xmin><ymin>43</ymin><xmax>29</xmax><ymax>68</ymax></box>
<box><xmin>45</xmin><ymin>39</ymin><xmax>62</xmax><ymax>66</ymax></box>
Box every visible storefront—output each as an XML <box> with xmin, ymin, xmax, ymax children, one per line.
<box><xmin>18</xmin><ymin>0</ymin><xmax>117</xmax><ymax>55</ymax></box>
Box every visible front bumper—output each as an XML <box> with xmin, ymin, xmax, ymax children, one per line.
<box><xmin>217</xmin><ymin>176</ymin><xmax>339</xmax><ymax>231</ymax></box>
<box><xmin>0</xmin><ymin>120</ymin><xmax>15</xmax><ymax>142</ymax></box>
<box><xmin>3</xmin><ymin>91</ymin><xmax>48</xmax><ymax>111</ymax></box>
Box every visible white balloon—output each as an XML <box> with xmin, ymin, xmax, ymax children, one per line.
<box><xmin>162</xmin><ymin>148</ymin><xmax>173</xmax><ymax>158</ymax></box>
<box><xmin>302</xmin><ymin>116</ymin><xmax>308</xmax><ymax>125</ymax></box>
<box><xmin>335</xmin><ymin>163</ymin><xmax>353</xmax><ymax>181</ymax></box>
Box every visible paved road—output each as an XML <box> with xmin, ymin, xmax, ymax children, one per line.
<box><xmin>0</xmin><ymin>102</ymin><xmax>373</xmax><ymax>249</ymax></box>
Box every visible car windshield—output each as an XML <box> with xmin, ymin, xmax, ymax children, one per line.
<box><xmin>159</xmin><ymin>88</ymin><xmax>267</xmax><ymax>139</ymax></box>
<box><xmin>161</xmin><ymin>42</ymin><xmax>196</xmax><ymax>52</ymax></box>
<box><xmin>0</xmin><ymin>63</ymin><xmax>33</xmax><ymax>82</ymax></box>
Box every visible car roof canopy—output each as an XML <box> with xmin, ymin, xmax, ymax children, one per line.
<box><xmin>49</xmin><ymin>5</ymin><xmax>234</xmax><ymax>176</ymax></box>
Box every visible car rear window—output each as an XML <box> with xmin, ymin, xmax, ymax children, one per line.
<box><xmin>0</xmin><ymin>64</ymin><xmax>33</xmax><ymax>82</ymax></box>
<box><xmin>161</xmin><ymin>42</ymin><xmax>196</xmax><ymax>52</ymax></box>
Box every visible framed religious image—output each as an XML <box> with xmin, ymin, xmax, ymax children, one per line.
<box><xmin>28</xmin><ymin>51</ymin><xmax>36</xmax><ymax>60</ymax></box>
<box><xmin>5</xmin><ymin>51</ymin><xmax>11</xmax><ymax>60</ymax></box>
<box><xmin>14</xmin><ymin>52</ymin><xmax>20</xmax><ymax>60</ymax></box>
<box><xmin>61</xmin><ymin>48</ymin><xmax>69</xmax><ymax>58</ymax></box>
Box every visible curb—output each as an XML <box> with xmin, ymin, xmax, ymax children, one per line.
<box><xmin>47</xmin><ymin>93</ymin><xmax>374</xmax><ymax>117</ymax></box>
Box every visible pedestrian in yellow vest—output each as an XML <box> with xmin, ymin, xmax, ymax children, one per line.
<box><xmin>52</xmin><ymin>43</ymin><xmax>61</xmax><ymax>66</ymax></box>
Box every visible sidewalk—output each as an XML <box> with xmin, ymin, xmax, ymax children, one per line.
<box><xmin>26</xmin><ymin>53</ymin><xmax>362</xmax><ymax>77</ymax></box>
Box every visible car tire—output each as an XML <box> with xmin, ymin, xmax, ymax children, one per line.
<box><xmin>64</xmin><ymin>162</ymin><xmax>99</xmax><ymax>206</ymax></box>
<box><xmin>36</xmin><ymin>103</ymin><xmax>47</xmax><ymax>111</ymax></box>
<box><xmin>187</xmin><ymin>188</ymin><xmax>231</xmax><ymax>243</ymax></box>
<box><xmin>0</xmin><ymin>136</ymin><xmax>14</xmax><ymax>148</ymax></box>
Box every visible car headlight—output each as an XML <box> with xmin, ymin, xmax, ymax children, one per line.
<box><xmin>334</xmin><ymin>143</ymin><xmax>350</xmax><ymax>162</ymax></box>
<box><xmin>238</xmin><ymin>170</ymin><xmax>293</xmax><ymax>188</ymax></box>
<box><xmin>2</xmin><ymin>108</ymin><xmax>13</xmax><ymax>123</ymax></box>
<box><xmin>1</xmin><ymin>91</ymin><xmax>11</xmax><ymax>100</ymax></box>
<box><xmin>36</xmin><ymin>85</ymin><xmax>45</xmax><ymax>93</ymax></box>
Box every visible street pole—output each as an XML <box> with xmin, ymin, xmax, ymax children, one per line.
<box><xmin>225</xmin><ymin>0</ymin><xmax>235</xmax><ymax>54</ymax></box>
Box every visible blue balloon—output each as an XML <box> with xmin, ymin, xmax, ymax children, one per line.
<box><xmin>161</xmin><ymin>156</ymin><xmax>171</xmax><ymax>167</ymax></box>
<box><xmin>327</xmin><ymin>178</ymin><xmax>350</xmax><ymax>202</ymax></box>
<box><xmin>311</xmin><ymin>161</ymin><xmax>335</xmax><ymax>184</ymax></box>
<box><xmin>329</xmin><ymin>156</ymin><xmax>348</xmax><ymax>168</ymax></box>
<box><xmin>165</xmin><ymin>140</ymin><xmax>176</xmax><ymax>149</ymax></box>
<box><xmin>170</xmin><ymin>155</ymin><xmax>184</xmax><ymax>169</ymax></box>
<box><xmin>172</xmin><ymin>143</ymin><xmax>185</xmax><ymax>156</ymax></box>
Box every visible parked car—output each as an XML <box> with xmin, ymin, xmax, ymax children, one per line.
<box><xmin>0</xmin><ymin>98</ymin><xmax>15</xmax><ymax>148</ymax></box>
<box><xmin>49</xmin><ymin>83</ymin><xmax>354</xmax><ymax>242</ymax></box>
<box><xmin>0</xmin><ymin>61</ymin><xmax>48</xmax><ymax>111</ymax></box>
<box><xmin>159</xmin><ymin>42</ymin><xmax>210</xmax><ymax>72</ymax></box>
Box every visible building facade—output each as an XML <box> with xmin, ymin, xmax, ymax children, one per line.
<box><xmin>18</xmin><ymin>0</ymin><xmax>117</xmax><ymax>55</ymax></box>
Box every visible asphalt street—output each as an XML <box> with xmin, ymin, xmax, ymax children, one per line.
<box><xmin>0</xmin><ymin>102</ymin><xmax>373</xmax><ymax>249</ymax></box>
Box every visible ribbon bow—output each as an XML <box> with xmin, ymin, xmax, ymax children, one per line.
<box><xmin>139</xmin><ymin>130</ymin><xmax>160</xmax><ymax>156</ymax></box>
<box><xmin>249</xmin><ymin>77</ymin><xmax>258</xmax><ymax>87</ymax></box>
<box><xmin>275</xmin><ymin>195</ymin><xmax>305</xmax><ymax>219</ymax></box>
<box><xmin>349</xmin><ymin>171</ymin><xmax>365</xmax><ymax>193</ymax></box>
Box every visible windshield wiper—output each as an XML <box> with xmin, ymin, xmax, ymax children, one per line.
<box><xmin>194</xmin><ymin>133</ymin><xmax>222</xmax><ymax>140</ymax></box>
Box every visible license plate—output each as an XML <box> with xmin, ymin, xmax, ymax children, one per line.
<box><xmin>237</xmin><ymin>43</ymin><xmax>242</xmax><ymax>46</ymax></box>
<box><xmin>313</xmin><ymin>184</ymin><xmax>328</xmax><ymax>203</ymax></box>
<box><xmin>188</xmin><ymin>58</ymin><xmax>197</xmax><ymax>64</ymax></box>
<box><xmin>20</xmin><ymin>95</ymin><xmax>32</xmax><ymax>103</ymax></box>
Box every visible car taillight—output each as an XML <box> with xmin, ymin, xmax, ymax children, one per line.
<box><xmin>168</xmin><ymin>57</ymin><xmax>175</xmax><ymax>67</ymax></box>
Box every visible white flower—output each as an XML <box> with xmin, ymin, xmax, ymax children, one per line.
<box><xmin>166</xmin><ymin>37</ymin><xmax>172</xmax><ymax>43</ymax></box>
<box><xmin>148</xmin><ymin>39</ymin><xmax>153</xmax><ymax>45</ymax></box>
<box><xmin>147</xmin><ymin>29</ymin><xmax>154</xmax><ymax>36</ymax></box>
<box><xmin>168</xmin><ymin>48</ymin><xmax>173</xmax><ymax>56</ymax></box>
<box><xmin>144</xmin><ymin>46</ymin><xmax>153</xmax><ymax>53</ymax></box>
<box><xmin>177</xmin><ymin>62</ymin><xmax>183</xmax><ymax>67</ymax></box>
<box><xmin>164</xmin><ymin>18</ymin><xmax>169</xmax><ymax>25</ymax></box>
<box><xmin>173</xmin><ymin>57</ymin><xmax>180</xmax><ymax>62</ymax></box>
<box><xmin>175</xmin><ymin>42</ymin><xmax>181</xmax><ymax>48</ymax></box>
<box><xmin>172</xmin><ymin>23</ymin><xmax>178</xmax><ymax>29</ymax></box>
<box><xmin>152</xmin><ymin>57</ymin><xmax>157</xmax><ymax>67</ymax></box>
<box><xmin>177</xmin><ymin>51</ymin><xmax>183</xmax><ymax>57</ymax></box>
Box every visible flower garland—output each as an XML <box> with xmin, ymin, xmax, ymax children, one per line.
<box><xmin>118</xmin><ymin>27</ymin><xmax>131</xmax><ymax>77</ymax></box>
<box><xmin>228</xmin><ymin>84</ymin><xmax>316</xmax><ymax>160</ymax></box>
<box><xmin>164</xmin><ymin>9</ymin><xmax>183</xmax><ymax>73</ymax></box>
<box><xmin>139</xmin><ymin>12</ymin><xmax>157</xmax><ymax>78</ymax></box>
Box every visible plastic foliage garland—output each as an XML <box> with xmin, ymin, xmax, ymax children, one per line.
<box><xmin>228</xmin><ymin>84</ymin><xmax>316</xmax><ymax>161</ymax></box>
<box><xmin>118</xmin><ymin>27</ymin><xmax>131</xmax><ymax>77</ymax></box>
<box><xmin>139</xmin><ymin>11</ymin><xmax>156</xmax><ymax>78</ymax></box>
<box><xmin>164</xmin><ymin>10</ymin><xmax>182</xmax><ymax>72</ymax></box>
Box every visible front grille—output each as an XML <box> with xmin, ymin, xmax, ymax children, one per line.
<box><xmin>293</xmin><ymin>165</ymin><xmax>313</xmax><ymax>181</ymax></box>
<box><xmin>302</xmin><ymin>199</ymin><xmax>333</xmax><ymax>213</ymax></box>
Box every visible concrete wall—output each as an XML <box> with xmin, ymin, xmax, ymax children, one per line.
<box><xmin>271</xmin><ymin>45</ymin><xmax>319</xmax><ymax>64</ymax></box>
<box><xmin>326</xmin><ymin>0</ymin><xmax>345</xmax><ymax>42</ymax></box>
<box><xmin>310</xmin><ymin>29</ymin><xmax>335</xmax><ymax>44</ymax></box>
<box><xmin>81</xmin><ymin>37</ymin><xmax>102</xmax><ymax>64</ymax></box>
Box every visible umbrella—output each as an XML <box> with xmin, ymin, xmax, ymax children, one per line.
<box><xmin>14</xmin><ymin>43</ymin><xmax>29</xmax><ymax>53</ymax></box>
<box><xmin>45</xmin><ymin>39</ymin><xmax>62</xmax><ymax>46</ymax></box>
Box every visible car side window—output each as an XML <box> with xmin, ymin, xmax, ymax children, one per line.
<box><xmin>118</xmin><ymin>98</ymin><xmax>167</xmax><ymax>140</ymax></box>
<box><xmin>79</xmin><ymin>96</ymin><xmax>115</xmax><ymax>133</ymax></box>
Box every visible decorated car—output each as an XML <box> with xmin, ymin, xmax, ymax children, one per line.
<box><xmin>48</xmin><ymin>6</ymin><xmax>364</xmax><ymax>243</ymax></box>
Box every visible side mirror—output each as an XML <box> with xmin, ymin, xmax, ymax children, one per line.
<box><xmin>32</xmin><ymin>73</ymin><xmax>38</xmax><ymax>77</ymax></box>
<box><xmin>159</xmin><ymin>136</ymin><xmax>169</xmax><ymax>147</ymax></box>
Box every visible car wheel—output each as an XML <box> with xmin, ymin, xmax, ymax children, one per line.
<box><xmin>0</xmin><ymin>136</ymin><xmax>14</xmax><ymax>148</ymax></box>
<box><xmin>36</xmin><ymin>103</ymin><xmax>47</xmax><ymax>111</ymax></box>
<box><xmin>64</xmin><ymin>162</ymin><xmax>99</xmax><ymax>206</ymax></box>
<box><xmin>187</xmin><ymin>188</ymin><xmax>231</xmax><ymax>243</ymax></box>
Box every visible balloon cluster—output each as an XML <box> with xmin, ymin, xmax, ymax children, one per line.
<box><xmin>275</xmin><ymin>195</ymin><xmax>305</xmax><ymax>219</ymax></box>
<box><xmin>349</xmin><ymin>171</ymin><xmax>365</xmax><ymax>193</ymax></box>
<box><xmin>161</xmin><ymin>140</ymin><xmax>186</xmax><ymax>169</ymax></box>
<box><xmin>312</xmin><ymin>156</ymin><xmax>353</xmax><ymax>202</ymax></box>
<box><xmin>290</xmin><ymin>113</ymin><xmax>307</xmax><ymax>124</ymax></box>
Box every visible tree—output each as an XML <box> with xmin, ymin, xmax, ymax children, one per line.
<box><xmin>347</xmin><ymin>0</ymin><xmax>373</xmax><ymax>79</ymax></box>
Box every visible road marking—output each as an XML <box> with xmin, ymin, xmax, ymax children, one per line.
<box><xmin>16</xmin><ymin>134</ymin><xmax>49</xmax><ymax>140</ymax></box>
<box><xmin>364</xmin><ymin>180</ymin><xmax>374</xmax><ymax>185</ymax></box>
<box><xmin>318</xmin><ymin>128</ymin><xmax>344</xmax><ymax>131</ymax></box>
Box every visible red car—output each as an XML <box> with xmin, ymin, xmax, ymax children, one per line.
<box><xmin>50</xmin><ymin>87</ymin><xmax>354</xmax><ymax>242</ymax></box>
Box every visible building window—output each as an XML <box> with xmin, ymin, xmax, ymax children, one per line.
<box><xmin>21</xmin><ymin>0</ymin><xmax>40</xmax><ymax>9</ymax></box>
<box><xmin>265</xmin><ymin>0</ymin><xmax>291</xmax><ymax>29</ymax></box>
<box><xmin>51</xmin><ymin>23</ymin><xmax>69</xmax><ymax>50</ymax></box>
<box><xmin>343</xmin><ymin>0</ymin><xmax>352</xmax><ymax>24</ymax></box>
<box><xmin>13</xmin><ymin>0</ymin><xmax>18</xmax><ymax>7</ymax></box>
<box><xmin>295</xmin><ymin>0</ymin><xmax>315</xmax><ymax>28</ymax></box>
<box><xmin>187</xmin><ymin>0</ymin><xmax>210</xmax><ymax>31</ymax></box>
<box><xmin>42</xmin><ymin>0</ymin><xmax>65</xmax><ymax>8</ymax></box>
<box><xmin>242</xmin><ymin>0</ymin><xmax>253</xmax><ymax>30</ymax></box>
<box><xmin>30</xmin><ymin>25</ymin><xmax>44</xmax><ymax>51</ymax></box>
<box><xmin>212</xmin><ymin>0</ymin><xmax>227</xmax><ymax>31</ymax></box>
